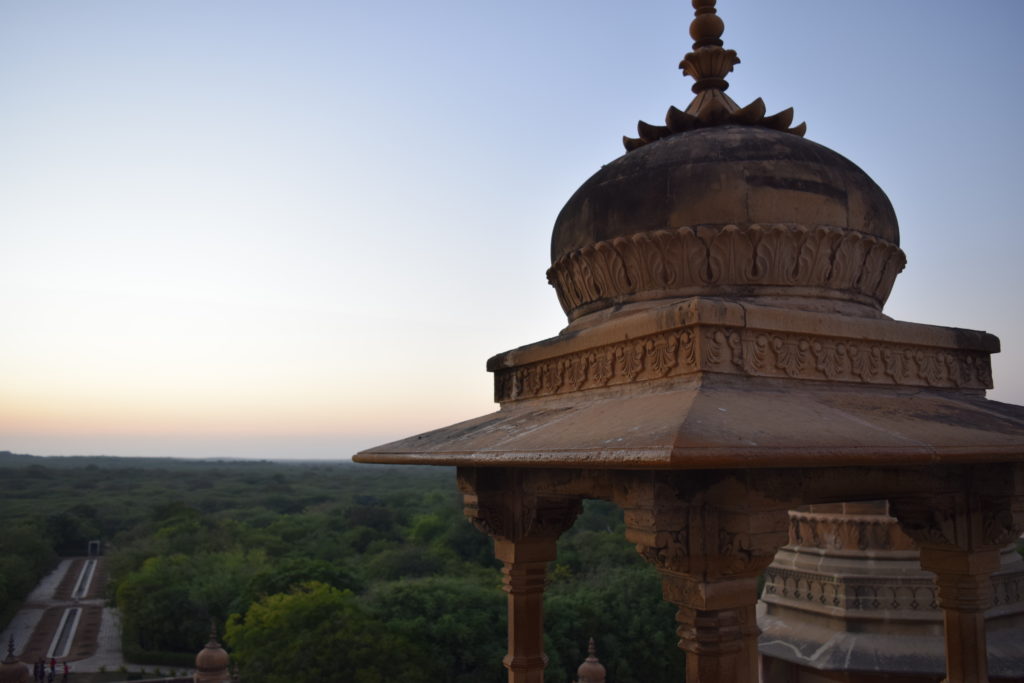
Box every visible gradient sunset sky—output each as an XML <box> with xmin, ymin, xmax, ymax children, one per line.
<box><xmin>2</xmin><ymin>0</ymin><xmax>1023</xmax><ymax>460</ymax></box>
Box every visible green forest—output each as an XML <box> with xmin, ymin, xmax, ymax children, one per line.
<box><xmin>0</xmin><ymin>451</ymin><xmax>682</xmax><ymax>682</ymax></box>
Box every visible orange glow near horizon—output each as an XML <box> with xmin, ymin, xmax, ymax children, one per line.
<box><xmin>0</xmin><ymin>379</ymin><xmax>495</xmax><ymax>437</ymax></box>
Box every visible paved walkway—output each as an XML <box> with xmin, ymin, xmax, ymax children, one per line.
<box><xmin>71</xmin><ymin>608</ymin><xmax>126</xmax><ymax>672</ymax></box>
<box><xmin>0</xmin><ymin>557</ymin><xmax>133</xmax><ymax>673</ymax></box>
<box><xmin>0</xmin><ymin>559</ymin><xmax>72</xmax><ymax>652</ymax></box>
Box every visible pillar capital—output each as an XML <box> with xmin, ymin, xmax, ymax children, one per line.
<box><xmin>624</xmin><ymin>496</ymin><xmax>789</xmax><ymax>582</ymax></box>
<box><xmin>459</xmin><ymin>468</ymin><xmax>582</xmax><ymax>548</ymax></box>
<box><xmin>622</xmin><ymin>481</ymin><xmax>789</xmax><ymax>683</ymax></box>
<box><xmin>889</xmin><ymin>485</ymin><xmax>1024</xmax><ymax>683</ymax></box>
<box><xmin>890</xmin><ymin>492</ymin><xmax>1023</xmax><ymax>556</ymax></box>
<box><xmin>457</xmin><ymin>467</ymin><xmax>582</xmax><ymax>683</ymax></box>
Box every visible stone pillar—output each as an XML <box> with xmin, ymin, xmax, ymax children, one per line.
<box><xmin>920</xmin><ymin>546</ymin><xmax>1000</xmax><ymax>683</ymax></box>
<box><xmin>459</xmin><ymin>468</ymin><xmax>581</xmax><ymax>683</ymax></box>
<box><xmin>495</xmin><ymin>536</ymin><xmax>558</xmax><ymax>682</ymax></box>
<box><xmin>891</xmin><ymin>492</ymin><xmax>1024</xmax><ymax>683</ymax></box>
<box><xmin>623</xmin><ymin>483</ymin><xmax>789</xmax><ymax>683</ymax></box>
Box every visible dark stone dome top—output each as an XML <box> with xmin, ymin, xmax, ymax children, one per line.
<box><xmin>552</xmin><ymin>125</ymin><xmax>898</xmax><ymax>264</ymax></box>
<box><xmin>546</xmin><ymin>126</ymin><xmax>905</xmax><ymax>323</ymax></box>
<box><xmin>545</xmin><ymin>2</ymin><xmax>906</xmax><ymax>324</ymax></box>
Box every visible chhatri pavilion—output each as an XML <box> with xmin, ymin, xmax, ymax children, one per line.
<box><xmin>355</xmin><ymin>2</ymin><xmax>1024</xmax><ymax>681</ymax></box>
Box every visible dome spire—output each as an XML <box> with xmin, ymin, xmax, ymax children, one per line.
<box><xmin>576</xmin><ymin>637</ymin><xmax>606</xmax><ymax>683</ymax></box>
<box><xmin>195</xmin><ymin>621</ymin><xmax>231</xmax><ymax>683</ymax></box>
<box><xmin>681</xmin><ymin>0</ymin><xmax>739</xmax><ymax>94</ymax></box>
<box><xmin>679</xmin><ymin>0</ymin><xmax>740</xmax><ymax>120</ymax></box>
<box><xmin>623</xmin><ymin>0</ymin><xmax>805</xmax><ymax>152</ymax></box>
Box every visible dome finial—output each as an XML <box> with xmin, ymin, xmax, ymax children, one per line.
<box><xmin>691</xmin><ymin>0</ymin><xmax>724</xmax><ymax>45</ymax></box>
<box><xmin>622</xmin><ymin>0</ymin><xmax>806</xmax><ymax>152</ymax></box>
<box><xmin>196</xmin><ymin>621</ymin><xmax>231</xmax><ymax>683</ymax></box>
<box><xmin>681</xmin><ymin>0</ymin><xmax>739</xmax><ymax>94</ymax></box>
<box><xmin>576</xmin><ymin>637</ymin><xmax>606</xmax><ymax>683</ymax></box>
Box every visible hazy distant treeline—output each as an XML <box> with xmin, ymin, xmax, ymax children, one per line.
<box><xmin>0</xmin><ymin>452</ymin><xmax>682</xmax><ymax>682</ymax></box>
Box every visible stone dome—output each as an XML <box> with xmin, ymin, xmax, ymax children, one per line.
<box><xmin>552</xmin><ymin>125</ymin><xmax>898</xmax><ymax>258</ymax></box>
<box><xmin>546</xmin><ymin>0</ymin><xmax>906</xmax><ymax>325</ymax></box>
<box><xmin>576</xmin><ymin>638</ymin><xmax>606</xmax><ymax>683</ymax></box>
<box><xmin>195</xmin><ymin>632</ymin><xmax>230</xmax><ymax>682</ymax></box>
<box><xmin>548</xmin><ymin>125</ymin><xmax>905</xmax><ymax>323</ymax></box>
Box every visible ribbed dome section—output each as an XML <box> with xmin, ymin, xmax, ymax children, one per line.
<box><xmin>548</xmin><ymin>126</ymin><xmax>904</xmax><ymax>322</ymax></box>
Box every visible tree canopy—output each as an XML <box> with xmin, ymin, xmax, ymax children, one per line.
<box><xmin>0</xmin><ymin>452</ymin><xmax>689</xmax><ymax>682</ymax></box>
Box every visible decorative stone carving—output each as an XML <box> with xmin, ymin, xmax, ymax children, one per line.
<box><xmin>886</xmin><ymin>492</ymin><xmax>1024</xmax><ymax>683</ymax></box>
<box><xmin>457</xmin><ymin>470</ymin><xmax>585</xmax><ymax>683</ymax></box>
<box><xmin>787</xmin><ymin>509</ymin><xmax>915</xmax><ymax>552</ymax></box>
<box><xmin>634</xmin><ymin>529</ymin><xmax>688</xmax><ymax>570</ymax></box>
<box><xmin>495</xmin><ymin>325</ymin><xmax>991</xmax><ymax>402</ymax></box>
<box><xmin>889</xmin><ymin>497</ymin><xmax>960</xmax><ymax>548</ymax></box>
<box><xmin>983</xmin><ymin>506</ymin><xmax>1020</xmax><ymax>548</ymax></box>
<box><xmin>623</xmin><ymin>504</ymin><xmax>690</xmax><ymax>571</ymax></box>
<box><xmin>623</xmin><ymin>495</ymin><xmax>788</xmax><ymax>683</ymax></box>
<box><xmin>547</xmin><ymin>224</ymin><xmax>906</xmax><ymax>318</ymax></box>
<box><xmin>890</xmin><ymin>495</ymin><xmax>1024</xmax><ymax>552</ymax></box>
<box><xmin>461</xmin><ymin>491</ymin><xmax>581</xmax><ymax>544</ymax></box>
<box><xmin>763</xmin><ymin>566</ymin><xmax>941</xmax><ymax>613</ymax></box>
<box><xmin>625</xmin><ymin>502</ymin><xmax>788</xmax><ymax>581</ymax></box>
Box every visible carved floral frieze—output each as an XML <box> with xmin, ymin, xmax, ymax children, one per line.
<box><xmin>788</xmin><ymin>510</ymin><xmax>915</xmax><ymax>552</ymax></box>
<box><xmin>546</xmin><ymin>224</ymin><xmax>907</xmax><ymax>318</ymax></box>
<box><xmin>765</xmin><ymin>565</ymin><xmax>1024</xmax><ymax>615</ymax></box>
<box><xmin>494</xmin><ymin>326</ymin><xmax>992</xmax><ymax>403</ymax></box>
<box><xmin>763</xmin><ymin>567</ymin><xmax>940</xmax><ymax>613</ymax></box>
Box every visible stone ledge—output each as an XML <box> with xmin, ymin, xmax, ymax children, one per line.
<box><xmin>489</xmin><ymin>299</ymin><xmax>996</xmax><ymax>402</ymax></box>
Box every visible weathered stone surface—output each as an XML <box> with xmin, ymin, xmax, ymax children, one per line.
<box><xmin>490</xmin><ymin>299</ymin><xmax>997</xmax><ymax>400</ymax></box>
<box><xmin>355</xmin><ymin>375</ymin><xmax>1024</xmax><ymax>470</ymax></box>
<box><xmin>759</xmin><ymin>502</ymin><xmax>1024</xmax><ymax>682</ymax></box>
<box><xmin>549</xmin><ymin>126</ymin><xmax>902</xmax><ymax>320</ymax></box>
<box><xmin>552</xmin><ymin>126</ymin><xmax>899</xmax><ymax>262</ymax></box>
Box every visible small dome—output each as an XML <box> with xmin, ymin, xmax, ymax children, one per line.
<box><xmin>548</xmin><ymin>126</ymin><xmax>904</xmax><ymax>322</ymax></box>
<box><xmin>195</xmin><ymin>633</ymin><xmax>230</xmax><ymax>677</ymax></box>
<box><xmin>576</xmin><ymin>638</ymin><xmax>606</xmax><ymax>683</ymax></box>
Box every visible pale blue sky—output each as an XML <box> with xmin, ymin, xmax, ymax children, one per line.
<box><xmin>2</xmin><ymin>0</ymin><xmax>1022</xmax><ymax>459</ymax></box>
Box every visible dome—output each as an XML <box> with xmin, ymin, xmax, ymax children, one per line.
<box><xmin>552</xmin><ymin>125</ymin><xmax>898</xmax><ymax>258</ymax></box>
<box><xmin>548</xmin><ymin>125</ymin><xmax>905</xmax><ymax>323</ymax></box>
<box><xmin>195</xmin><ymin>632</ymin><xmax>230</xmax><ymax>680</ymax></box>
<box><xmin>546</xmin><ymin>2</ymin><xmax>905</xmax><ymax>324</ymax></box>
<box><xmin>576</xmin><ymin>638</ymin><xmax>606</xmax><ymax>683</ymax></box>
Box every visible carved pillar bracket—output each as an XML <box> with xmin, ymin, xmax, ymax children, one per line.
<box><xmin>458</xmin><ymin>468</ymin><xmax>582</xmax><ymax>683</ymax></box>
<box><xmin>890</xmin><ymin>485</ymin><xmax>1024</xmax><ymax>683</ymax></box>
<box><xmin>622</xmin><ymin>480</ymin><xmax>790</xmax><ymax>683</ymax></box>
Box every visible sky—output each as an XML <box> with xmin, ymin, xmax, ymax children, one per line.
<box><xmin>2</xmin><ymin>0</ymin><xmax>1023</xmax><ymax>460</ymax></box>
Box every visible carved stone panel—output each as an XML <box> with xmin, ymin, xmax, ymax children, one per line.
<box><xmin>495</xmin><ymin>325</ymin><xmax>992</xmax><ymax>402</ymax></box>
<box><xmin>547</xmin><ymin>224</ymin><xmax>906</xmax><ymax>318</ymax></box>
